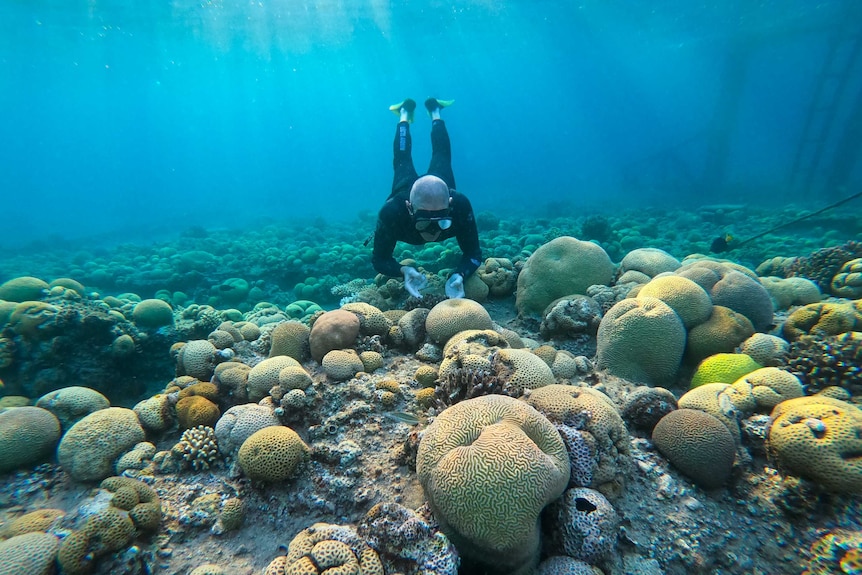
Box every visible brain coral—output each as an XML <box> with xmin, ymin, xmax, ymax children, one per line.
<box><xmin>525</xmin><ymin>384</ymin><xmax>630</xmax><ymax>496</ymax></box>
<box><xmin>733</xmin><ymin>367</ymin><xmax>803</xmax><ymax>410</ymax></box>
<box><xmin>652</xmin><ymin>408</ymin><xmax>736</xmax><ymax>489</ymax></box>
<box><xmin>342</xmin><ymin>302</ymin><xmax>391</xmax><ymax>336</ymax></box>
<box><xmin>737</xmin><ymin>333</ymin><xmax>789</xmax><ymax>366</ymax></box>
<box><xmin>759</xmin><ymin>276</ymin><xmax>822</xmax><ymax>310</ymax></box>
<box><xmin>425</xmin><ymin>299</ymin><xmax>493</xmax><ymax>345</ymax></box>
<box><xmin>0</xmin><ymin>407</ymin><xmax>62</xmax><ymax>473</ymax></box>
<box><xmin>0</xmin><ymin>276</ymin><xmax>49</xmax><ymax>302</ymax></box>
<box><xmin>677</xmin><ymin>382</ymin><xmax>749</xmax><ymax>443</ymax></box>
<box><xmin>516</xmin><ymin>236</ymin><xmax>615</xmax><ymax>317</ymax></box>
<box><xmin>619</xmin><ymin>247</ymin><xmax>681</xmax><ymax>278</ymax></box>
<box><xmin>782</xmin><ymin>301</ymin><xmax>860</xmax><ymax>341</ymax></box>
<box><xmin>831</xmin><ymin>257</ymin><xmax>862</xmax><ymax>298</ymax></box>
<box><xmin>214</xmin><ymin>403</ymin><xmax>280</xmax><ymax>457</ymax></box>
<box><xmin>268</xmin><ymin>321</ymin><xmax>310</xmax><ymax>361</ymax></box>
<box><xmin>265</xmin><ymin>523</ymin><xmax>384</xmax><ymax>575</ymax></box>
<box><xmin>685</xmin><ymin>305</ymin><xmax>755</xmax><ymax>365</ymax></box>
<box><xmin>57</xmin><ymin>407</ymin><xmax>146</xmax><ymax>482</ymax></box>
<box><xmin>416</xmin><ymin>395</ymin><xmax>569</xmax><ymax>575</ymax></box>
<box><xmin>177</xmin><ymin>340</ymin><xmax>217</xmax><ymax>380</ymax></box>
<box><xmin>767</xmin><ymin>395</ymin><xmax>862</xmax><ymax>493</ymax></box>
<box><xmin>238</xmin><ymin>425</ymin><xmax>309</xmax><ymax>483</ymax></box>
<box><xmin>711</xmin><ymin>270</ymin><xmax>774</xmax><ymax>331</ymax></box>
<box><xmin>678</xmin><ymin>261</ymin><xmax>773</xmax><ymax>331</ymax></box>
<box><xmin>0</xmin><ymin>531</ymin><xmax>60</xmax><ymax>575</ymax></box>
<box><xmin>596</xmin><ymin>297</ymin><xmax>686</xmax><ymax>386</ymax></box>
<box><xmin>321</xmin><ymin>349</ymin><xmax>365</xmax><ymax>381</ymax></box>
<box><xmin>35</xmin><ymin>386</ymin><xmax>110</xmax><ymax>432</ymax></box>
<box><xmin>132</xmin><ymin>299</ymin><xmax>174</xmax><ymax>328</ymax></box>
<box><xmin>637</xmin><ymin>275</ymin><xmax>712</xmax><ymax>329</ymax></box>
<box><xmin>247</xmin><ymin>356</ymin><xmax>301</xmax><ymax>402</ymax></box>
<box><xmin>536</xmin><ymin>556</ymin><xmax>601</xmax><ymax>575</ymax></box>
<box><xmin>495</xmin><ymin>348</ymin><xmax>555</xmax><ymax>394</ymax></box>
<box><xmin>690</xmin><ymin>353</ymin><xmax>762</xmax><ymax>388</ymax></box>
<box><xmin>176</xmin><ymin>396</ymin><xmax>220</xmax><ymax>430</ymax></box>
<box><xmin>309</xmin><ymin>309</ymin><xmax>360</xmax><ymax>363</ymax></box>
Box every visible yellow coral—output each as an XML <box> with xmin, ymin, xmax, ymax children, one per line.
<box><xmin>359</xmin><ymin>351</ymin><xmax>383</xmax><ymax>373</ymax></box>
<box><xmin>0</xmin><ymin>531</ymin><xmax>60</xmax><ymax>575</ymax></box>
<box><xmin>497</xmin><ymin>348</ymin><xmax>555</xmax><ymax>393</ymax></box>
<box><xmin>248</xmin><ymin>356</ymin><xmax>301</xmax><ymax>402</ymax></box>
<box><xmin>767</xmin><ymin>395</ymin><xmax>862</xmax><ymax>493</ymax></box>
<box><xmin>733</xmin><ymin>367</ymin><xmax>803</xmax><ymax>410</ymax></box>
<box><xmin>414</xmin><ymin>387</ymin><xmax>437</xmax><ymax>408</ymax></box>
<box><xmin>238</xmin><ymin>426</ymin><xmax>309</xmax><ymax>483</ymax></box>
<box><xmin>830</xmin><ymin>258</ymin><xmax>862</xmax><ymax>299</ymax></box>
<box><xmin>269</xmin><ymin>321</ymin><xmax>310</xmax><ymax>361</ymax></box>
<box><xmin>341</xmin><ymin>302</ymin><xmax>391</xmax><ymax>336</ymax></box>
<box><xmin>690</xmin><ymin>353</ymin><xmax>762</xmax><ymax>388</ymax></box>
<box><xmin>0</xmin><ymin>509</ymin><xmax>64</xmax><ymax>540</ymax></box>
<box><xmin>685</xmin><ymin>306</ymin><xmax>755</xmax><ymax>364</ymax></box>
<box><xmin>782</xmin><ymin>301</ymin><xmax>859</xmax><ymax>341</ymax></box>
<box><xmin>176</xmin><ymin>395</ymin><xmax>220</xmax><ymax>430</ymax></box>
<box><xmin>414</xmin><ymin>365</ymin><xmax>438</xmax><ymax>387</ymax></box>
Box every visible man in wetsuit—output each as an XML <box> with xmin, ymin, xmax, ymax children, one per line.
<box><xmin>371</xmin><ymin>97</ymin><xmax>482</xmax><ymax>299</ymax></box>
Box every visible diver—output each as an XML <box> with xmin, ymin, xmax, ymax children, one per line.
<box><xmin>371</xmin><ymin>97</ymin><xmax>482</xmax><ymax>299</ymax></box>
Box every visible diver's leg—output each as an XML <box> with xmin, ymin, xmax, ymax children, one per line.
<box><xmin>427</xmin><ymin>119</ymin><xmax>456</xmax><ymax>190</ymax></box>
<box><xmin>391</xmin><ymin>101</ymin><xmax>419</xmax><ymax>197</ymax></box>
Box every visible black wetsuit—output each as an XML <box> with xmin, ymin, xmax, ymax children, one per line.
<box><xmin>372</xmin><ymin>119</ymin><xmax>482</xmax><ymax>278</ymax></box>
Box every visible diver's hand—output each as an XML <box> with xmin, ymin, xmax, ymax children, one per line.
<box><xmin>445</xmin><ymin>273</ymin><xmax>465</xmax><ymax>299</ymax></box>
<box><xmin>402</xmin><ymin>266</ymin><xmax>428</xmax><ymax>298</ymax></box>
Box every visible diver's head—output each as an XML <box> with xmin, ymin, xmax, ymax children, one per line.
<box><xmin>406</xmin><ymin>175</ymin><xmax>453</xmax><ymax>240</ymax></box>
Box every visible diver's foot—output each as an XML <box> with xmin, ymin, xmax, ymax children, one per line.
<box><xmin>389</xmin><ymin>98</ymin><xmax>416</xmax><ymax>123</ymax></box>
<box><xmin>424</xmin><ymin>97</ymin><xmax>454</xmax><ymax>117</ymax></box>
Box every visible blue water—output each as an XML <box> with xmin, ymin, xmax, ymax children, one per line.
<box><xmin>2</xmin><ymin>0</ymin><xmax>861</xmax><ymax>248</ymax></box>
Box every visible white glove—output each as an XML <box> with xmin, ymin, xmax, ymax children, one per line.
<box><xmin>445</xmin><ymin>273</ymin><xmax>465</xmax><ymax>299</ymax></box>
<box><xmin>402</xmin><ymin>266</ymin><xmax>428</xmax><ymax>298</ymax></box>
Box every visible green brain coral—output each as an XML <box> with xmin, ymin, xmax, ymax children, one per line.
<box><xmin>416</xmin><ymin>394</ymin><xmax>569</xmax><ymax>575</ymax></box>
<box><xmin>690</xmin><ymin>353</ymin><xmax>762</xmax><ymax>388</ymax></box>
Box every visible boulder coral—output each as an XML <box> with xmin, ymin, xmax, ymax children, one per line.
<box><xmin>542</xmin><ymin>487</ymin><xmax>619</xmax><ymax>564</ymax></box>
<box><xmin>35</xmin><ymin>386</ymin><xmax>109</xmax><ymax>432</ymax></box>
<box><xmin>618</xmin><ymin>247</ymin><xmax>681</xmax><ymax>278</ymax></box>
<box><xmin>677</xmin><ymin>260</ymin><xmax>773</xmax><ymax>331</ymax></box>
<box><xmin>238</xmin><ymin>425</ymin><xmax>309</xmax><ymax>483</ymax></box>
<box><xmin>132</xmin><ymin>298</ymin><xmax>174</xmax><ymax>328</ymax></box>
<box><xmin>539</xmin><ymin>295</ymin><xmax>603</xmax><ymax>338</ymax></box>
<box><xmin>269</xmin><ymin>321</ymin><xmax>310</xmax><ymax>361</ymax></box>
<box><xmin>737</xmin><ymin>333</ymin><xmax>789</xmax><ymax>367</ymax></box>
<box><xmin>685</xmin><ymin>306</ymin><xmax>755</xmax><ymax>364</ymax></box>
<box><xmin>0</xmin><ymin>531</ymin><xmax>60</xmax><ymax>575</ymax></box>
<box><xmin>782</xmin><ymin>301</ymin><xmax>860</xmax><ymax>341</ymax></box>
<box><xmin>830</xmin><ymin>257</ymin><xmax>862</xmax><ymax>298</ymax></box>
<box><xmin>425</xmin><ymin>298</ymin><xmax>493</xmax><ymax>345</ymax></box>
<box><xmin>176</xmin><ymin>339</ymin><xmax>217</xmax><ymax>381</ymax></box>
<box><xmin>733</xmin><ymin>367</ymin><xmax>803</xmax><ymax>410</ymax></box>
<box><xmin>264</xmin><ymin>523</ymin><xmax>384</xmax><ymax>575</ymax></box>
<box><xmin>247</xmin><ymin>356</ymin><xmax>301</xmax><ymax>403</ymax></box>
<box><xmin>759</xmin><ymin>276</ymin><xmax>821</xmax><ymax>310</ymax></box>
<box><xmin>309</xmin><ymin>309</ymin><xmax>360</xmax><ymax>362</ymax></box>
<box><xmin>477</xmin><ymin>257</ymin><xmax>518</xmax><ymax>297</ymax></box>
<box><xmin>690</xmin><ymin>353</ymin><xmax>762</xmax><ymax>388</ymax></box>
<box><xmin>767</xmin><ymin>395</ymin><xmax>862</xmax><ymax>493</ymax></box>
<box><xmin>0</xmin><ymin>406</ymin><xmax>62</xmax><ymax>473</ymax></box>
<box><xmin>0</xmin><ymin>276</ymin><xmax>49</xmax><ymax>302</ymax></box>
<box><xmin>57</xmin><ymin>407</ymin><xmax>146</xmax><ymax>482</ymax></box>
<box><xmin>516</xmin><ymin>236</ymin><xmax>615</xmax><ymax>317</ymax></box>
<box><xmin>652</xmin><ymin>408</ymin><xmax>736</xmax><ymax>489</ymax></box>
<box><xmin>636</xmin><ymin>275</ymin><xmax>713</xmax><ymax>329</ymax></box>
<box><xmin>214</xmin><ymin>403</ymin><xmax>280</xmax><ymax>457</ymax></box>
<box><xmin>416</xmin><ymin>395</ymin><xmax>569</xmax><ymax>575</ymax></box>
<box><xmin>321</xmin><ymin>349</ymin><xmax>365</xmax><ymax>381</ymax></box>
<box><xmin>596</xmin><ymin>297</ymin><xmax>686</xmax><ymax>386</ymax></box>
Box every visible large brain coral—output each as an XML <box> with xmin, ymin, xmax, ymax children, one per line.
<box><xmin>636</xmin><ymin>275</ymin><xmax>712</xmax><ymax>329</ymax></box>
<box><xmin>516</xmin><ymin>236</ymin><xmax>615</xmax><ymax>317</ymax></box>
<box><xmin>766</xmin><ymin>395</ymin><xmax>862</xmax><ymax>493</ymax></box>
<box><xmin>677</xmin><ymin>261</ymin><xmax>774</xmax><ymax>331</ymax></box>
<box><xmin>416</xmin><ymin>394</ymin><xmax>569</xmax><ymax>575</ymax></box>
<box><xmin>652</xmin><ymin>408</ymin><xmax>736</xmax><ymax>489</ymax></box>
<box><xmin>238</xmin><ymin>425</ymin><xmax>309</xmax><ymax>483</ymax></box>
<box><xmin>596</xmin><ymin>297</ymin><xmax>686</xmax><ymax>385</ymax></box>
<box><xmin>57</xmin><ymin>407</ymin><xmax>146</xmax><ymax>482</ymax></box>
<box><xmin>619</xmin><ymin>247</ymin><xmax>681</xmax><ymax>278</ymax></box>
<box><xmin>425</xmin><ymin>299</ymin><xmax>493</xmax><ymax>345</ymax></box>
<box><xmin>0</xmin><ymin>406</ymin><xmax>62</xmax><ymax>473</ymax></box>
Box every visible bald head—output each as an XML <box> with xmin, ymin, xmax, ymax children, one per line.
<box><xmin>409</xmin><ymin>175</ymin><xmax>450</xmax><ymax>210</ymax></box>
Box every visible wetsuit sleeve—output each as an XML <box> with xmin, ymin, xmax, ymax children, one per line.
<box><xmin>453</xmin><ymin>195</ymin><xmax>483</xmax><ymax>278</ymax></box>
<box><xmin>372</xmin><ymin>202</ymin><xmax>405</xmax><ymax>277</ymax></box>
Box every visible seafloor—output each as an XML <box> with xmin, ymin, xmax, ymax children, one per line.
<box><xmin>0</xmin><ymin>203</ymin><xmax>860</xmax><ymax>575</ymax></box>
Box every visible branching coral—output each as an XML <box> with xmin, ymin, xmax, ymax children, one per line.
<box><xmin>780</xmin><ymin>332</ymin><xmax>862</xmax><ymax>395</ymax></box>
<box><xmin>786</xmin><ymin>240</ymin><xmax>862</xmax><ymax>293</ymax></box>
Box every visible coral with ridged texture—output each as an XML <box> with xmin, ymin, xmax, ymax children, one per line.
<box><xmin>690</xmin><ymin>353</ymin><xmax>762</xmax><ymax>388</ymax></box>
<box><xmin>767</xmin><ymin>395</ymin><xmax>862</xmax><ymax>493</ymax></box>
<box><xmin>425</xmin><ymin>299</ymin><xmax>493</xmax><ymax>345</ymax></box>
<box><xmin>652</xmin><ymin>408</ymin><xmax>736</xmax><ymax>489</ymax></box>
<box><xmin>238</xmin><ymin>425</ymin><xmax>309</xmax><ymax>483</ymax></box>
<box><xmin>0</xmin><ymin>406</ymin><xmax>62</xmax><ymax>473</ymax></box>
<box><xmin>416</xmin><ymin>395</ymin><xmax>569</xmax><ymax>575</ymax></box>
<box><xmin>57</xmin><ymin>407</ymin><xmax>146</xmax><ymax>482</ymax></box>
<box><xmin>637</xmin><ymin>275</ymin><xmax>713</xmax><ymax>329</ymax></box>
<box><xmin>596</xmin><ymin>297</ymin><xmax>686</xmax><ymax>386</ymax></box>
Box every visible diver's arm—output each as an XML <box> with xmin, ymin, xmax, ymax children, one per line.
<box><xmin>453</xmin><ymin>195</ymin><xmax>483</xmax><ymax>278</ymax></box>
